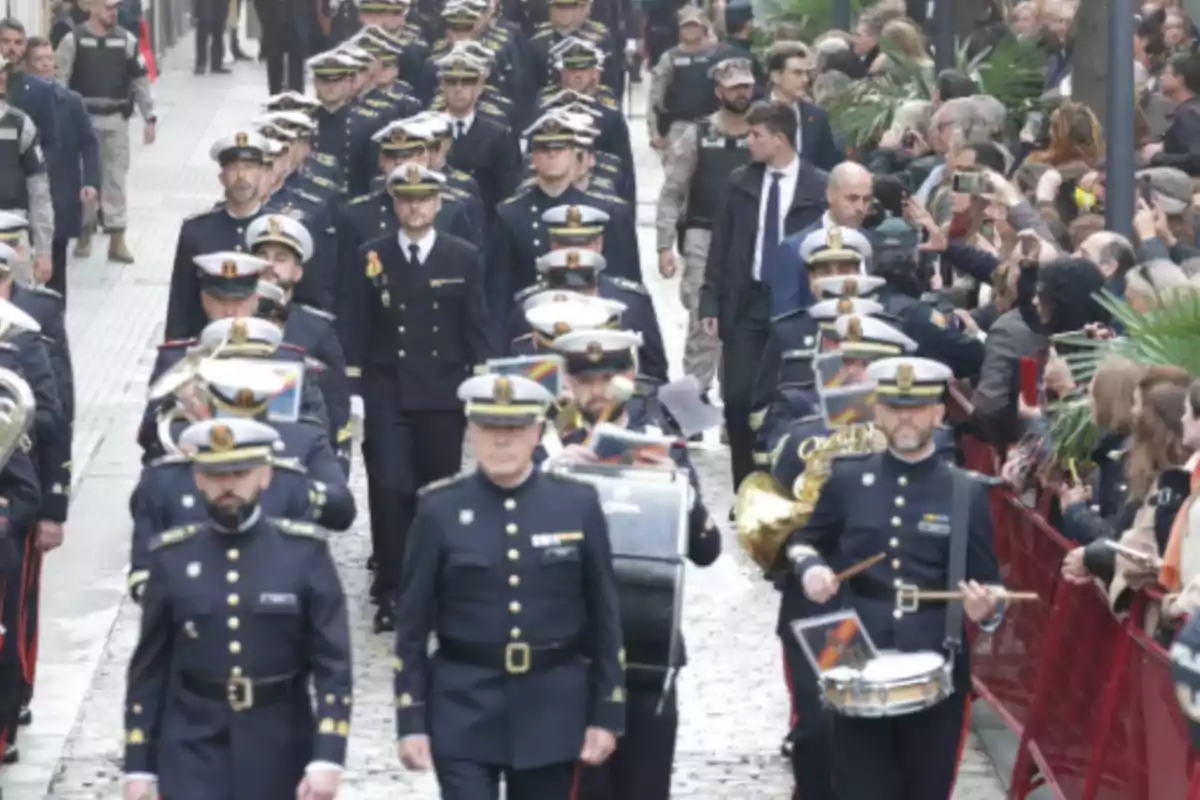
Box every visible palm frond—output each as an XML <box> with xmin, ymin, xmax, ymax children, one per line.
<box><xmin>1048</xmin><ymin>396</ymin><xmax>1101</xmax><ymax>465</ymax></box>
<box><xmin>1096</xmin><ymin>289</ymin><xmax>1200</xmax><ymax>374</ymax></box>
<box><xmin>758</xmin><ymin>0</ymin><xmax>866</xmax><ymax>40</ymax></box>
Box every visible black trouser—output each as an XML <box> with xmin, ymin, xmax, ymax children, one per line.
<box><xmin>721</xmin><ymin>283</ymin><xmax>771</xmax><ymax>493</ymax></box>
<box><xmin>575</xmin><ymin>685</ymin><xmax>677</xmax><ymax>800</ymax></box>
<box><xmin>49</xmin><ymin>236</ymin><xmax>67</xmax><ymax>301</ymax></box>
<box><xmin>435</xmin><ymin>758</ymin><xmax>577</xmax><ymax>800</ymax></box>
<box><xmin>259</xmin><ymin>15</ymin><xmax>306</xmax><ymax>94</ymax></box>
<box><xmin>193</xmin><ymin>0</ymin><xmax>226</xmax><ymax>68</ymax></box>
<box><xmin>362</xmin><ymin>372</ymin><xmax>465</xmax><ymax>601</ymax></box>
<box><xmin>781</xmin><ymin>636</ymin><xmax>838</xmax><ymax>800</ymax></box>
<box><xmin>229</xmin><ymin>0</ymin><xmax>247</xmax><ymax>55</ymax></box>
<box><xmin>831</xmin><ymin>693</ymin><xmax>969</xmax><ymax>799</ymax></box>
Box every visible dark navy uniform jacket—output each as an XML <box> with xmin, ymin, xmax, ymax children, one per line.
<box><xmin>488</xmin><ymin>184</ymin><xmax>641</xmax><ymax>326</ymax></box>
<box><xmin>282</xmin><ymin>304</ymin><xmax>351</xmax><ymax>468</ymax></box>
<box><xmin>788</xmin><ymin>450</ymin><xmax>1000</xmax><ymax>688</ymax></box>
<box><xmin>507</xmin><ymin>277</ymin><xmax>668</xmax><ymax>383</ymax></box>
<box><xmin>446</xmin><ymin>114</ymin><xmax>523</xmax><ymax>228</ymax></box>
<box><xmin>123</xmin><ymin>516</ymin><xmax>352</xmax><ymax>799</ymax></box>
<box><xmin>754</xmin><ymin>386</ymin><xmax>818</xmax><ymax>468</ymax></box>
<box><xmin>0</xmin><ymin>344</ymin><xmax>43</xmax><ymax>561</ymax></box>
<box><xmin>879</xmin><ymin>288</ymin><xmax>984</xmax><ymax>381</ymax></box>
<box><xmin>363</xmin><ymin>177</ymin><xmax>485</xmax><ymax>247</ymax></box>
<box><xmin>10</xmin><ymin>327</ymin><xmax>66</xmax><ymax>522</ymax></box>
<box><xmin>432</xmin><ymin>90</ymin><xmax>518</xmax><ymax>129</ymax></box>
<box><xmin>312</xmin><ymin>102</ymin><xmax>384</xmax><ymax>196</ymax></box>
<box><xmin>334</xmin><ymin>189</ymin><xmax>478</xmax><ymax>314</ymax></box>
<box><xmin>127</xmin><ymin>458</ymin><xmax>315</xmax><ymax>600</ymax></box>
<box><xmin>137</xmin><ymin>343</ymin><xmax>330</xmax><ymax>463</ymax></box>
<box><xmin>8</xmin><ymin>70</ymin><xmax>58</xmax><ymax>156</ymax></box>
<box><xmin>47</xmin><ymin>83</ymin><xmax>100</xmax><ymax>239</ymax></box>
<box><xmin>164</xmin><ymin>206</ymin><xmax>267</xmax><ymax>341</ymax></box>
<box><xmin>342</xmin><ymin>232</ymin><xmax>493</xmax><ymax>403</ymax></box>
<box><xmin>752</xmin><ymin>308</ymin><xmax>820</xmax><ymax>421</ymax></box>
<box><xmin>393</xmin><ymin>468</ymin><xmax>626</xmax><ymax>767</ymax></box>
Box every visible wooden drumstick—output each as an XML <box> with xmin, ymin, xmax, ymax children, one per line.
<box><xmin>895</xmin><ymin>582</ymin><xmax>1039</xmax><ymax>614</ymax></box>
<box><xmin>834</xmin><ymin>552</ymin><xmax>887</xmax><ymax>582</ymax></box>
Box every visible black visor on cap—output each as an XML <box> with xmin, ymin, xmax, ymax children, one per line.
<box><xmin>199</xmin><ymin>273</ymin><xmax>260</xmax><ymax>299</ymax></box>
<box><xmin>564</xmin><ymin>349</ymin><xmax>635</xmax><ymax>376</ymax></box>
<box><xmin>218</xmin><ymin>149</ymin><xmax>267</xmax><ymax>168</ymax></box>
<box><xmin>543</xmin><ymin>266</ymin><xmax>599</xmax><ymax>291</ymax></box>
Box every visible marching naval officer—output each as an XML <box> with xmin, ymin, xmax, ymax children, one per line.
<box><xmin>122</xmin><ymin>418</ymin><xmax>351</xmax><ymax>800</ymax></box>
<box><xmin>395</xmin><ymin>373</ymin><xmax>624</xmax><ymax>799</ymax></box>
<box><xmin>341</xmin><ymin>164</ymin><xmax>492</xmax><ymax>634</ymax></box>
<box><xmin>246</xmin><ymin>214</ymin><xmax>352</xmax><ymax>470</ymax></box>
<box><xmin>790</xmin><ymin>356</ymin><xmax>1004</xmax><ymax>800</ymax></box>
<box><xmin>547</xmin><ymin>330</ymin><xmax>721</xmax><ymax>800</ymax></box>
<box><xmin>165</xmin><ymin>132</ymin><xmax>272</xmax><ymax>341</ymax></box>
<box><xmin>127</xmin><ymin>360</ymin><xmax>330</xmax><ymax>602</ymax></box>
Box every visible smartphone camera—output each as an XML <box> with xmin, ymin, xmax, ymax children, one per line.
<box><xmin>951</xmin><ymin>170</ymin><xmax>986</xmax><ymax>196</ymax></box>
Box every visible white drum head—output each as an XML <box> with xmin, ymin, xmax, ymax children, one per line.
<box><xmin>824</xmin><ymin>665</ymin><xmax>859</xmax><ymax>681</ymax></box>
<box><xmin>861</xmin><ymin>651</ymin><xmax>945</xmax><ymax>681</ymax></box>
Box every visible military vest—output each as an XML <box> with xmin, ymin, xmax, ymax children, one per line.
<box><xmin>68</xmin><ymin>24</ymin><xmax>133</xmax><ymax>113</ymax></box>
<box><xmin>684</xmin><ymin>118</ymin><xmax>750</xmax><ymax>230</ymax></box>
<box><xmin>0</xmin><ymin>111</ymin><xmax>29</xmax><ymax>209</ymax></box>
<box><xmin>661</xmin><ymin>44</ymin><xmax>731</xmax><ymax>128</ymax></box>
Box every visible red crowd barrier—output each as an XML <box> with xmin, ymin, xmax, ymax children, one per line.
<box><xmin>944</xmin><ymin>390</ymin><xmax>1193</xmax><ymax>799</ymax></box>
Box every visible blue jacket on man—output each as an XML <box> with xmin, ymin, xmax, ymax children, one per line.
<box><xmin>8</xmin><ymin>70</ymin><xmax>58</xmax><ymax>156</ymax></box>
<box><xmin>47</xmin><ymin>83</ymin><xmax>100</xmax><ymax>240</ymax></box>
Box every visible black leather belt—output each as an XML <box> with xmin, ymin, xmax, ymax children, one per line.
<box><xmin>437</xmin><ymin>636</ymin><xmax>582</xmax><ymax>675</ymax></box>
<box><xmin>850</xmin><ymin>576</ymin><xmax>947</xmax><ymax>608</ymax></box>
<box><xmin>180</xmin><ymin>672</ymin><xmax>298</xmax><ymax>711</ymax></box>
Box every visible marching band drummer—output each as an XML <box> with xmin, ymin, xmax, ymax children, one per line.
<box><xmin>545</xmin><ymin>329</ymin><xmax>721</xmax><ymax>800</ymax></box>
<box><xmin>764</xmin><ymin>313</ymin><xmax>914</xmax><ymax>800</ymax></box>
<box><xmin>394</xmin><ymin>373</ymin><xmax>625</xmax><ymax>799</ymax></box>
<box><xmin>789</xmin><ymin>356</ymin><xmax>1004</xmax><ymax>800</ymax></box>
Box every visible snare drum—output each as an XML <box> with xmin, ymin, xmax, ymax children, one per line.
<box><xmin>820</xmin><ymin>650</ymin><xmax>953</xmax><ymax>718</ymax></box>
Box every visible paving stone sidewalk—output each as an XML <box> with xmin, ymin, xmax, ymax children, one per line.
<box><xmin>2</xmin><ymin>38</ymin><xmax>1006</xmax><ymax>800</ymax></box>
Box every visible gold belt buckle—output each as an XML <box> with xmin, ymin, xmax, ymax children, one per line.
<box><xmin>504</xmin><ymin>642</ymin><xmax>532</xmax><ymax>675</ymax></box>
<box><xmin>227</xmin><ymin>675</ymin><xmax>254</xmax><ymax>712</ymax></box>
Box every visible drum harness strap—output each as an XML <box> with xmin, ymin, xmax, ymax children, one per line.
<box><xmin>942</xmin><ymin>468</ymin><xmax>973</xmax><ymax>675</ymax></box>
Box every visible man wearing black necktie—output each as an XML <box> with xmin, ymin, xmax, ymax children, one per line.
<box><xmin>699</xmin><ymin>101</ymin><xmax>827</xmax><ymax>495</ymax></box>
<box><xmin>342</xmin><ymin>163</ymin><xmax>493</xmax><ymax>633</ymax></box>
<box><xmin>765</xmin><ymin>42</ymin><xmax>839</xmax><ymax>172</ymax></box>
<box><xmin>439</xmin><ymin>52</ymin><xmax>523</xmax><ymax>230</ymax></box>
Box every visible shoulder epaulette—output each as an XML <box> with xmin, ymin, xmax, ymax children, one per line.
<box><xmin>353</xmin><ymin>107</ymin><xmax>380</xmax><ymax>119</ymax></box>
<box><xmin>313</xmin><ymin>153</ymin><xmax>338</xmax><ymax>167</ymax></box>
<box><xmin>149</xmin><ymin>523</ymin><xmax>201</xmax><ymax>552</ymax></box>
<box><xmin>434</xmin><ymin>37</ymin><xmax>448</xmax><ymax>49</ymax></box>
<box><xmin>598</xmin><ymin>95</ymin><xmax>619</xmax><ymax>110</ymax></box>
<box><xmin>28</xmin><ymin>284</ymin><xmax>63</xmax><ymax>299</ymax></box>
<box><xmin>147</xmin><ymin>453</ymin><xmax>189</xmax><ymax>468</ymax></box>
<box><xmin>448</xmin><ymin>168</ymin><xmax>471</xmax><ymax>182</ymax></box>
<box><xmin>446</xmin><ymin>186</ymin><xmax>470</xmax><ymax>199</ymax></box>
<box><xmin>511</xmin><ymin>332</ymin><xmax>534</xmax><ymax>344</ymax></box>
<box><xmin>516</xmin><ymin>176</ymin><xmax>536</xmax><ymax>191</ymax></box>
<box><xmin>513</xmin><ymin>282</ymin><xmax>542</xmax><ymax>302</ymax></box>
<box><xmin>273</xmin><ymin>518</ymin><xmax>328</xmax><ymax>541</ymax></box>
<box><xmin>501</xmin><ymin>185</ymin><xmax>533</xmax><ymax>205</ymax></box>
<box><xmin>270</xmin><ymin>456</ymin><xmax>307</xmax><ymax>474</ymax></box>
<box><xmin>347</xmin><ymin>193</ymin><xmax>374</xmax><ymax>206</ymax></box>
<box><xmin>158</xmin><ymin>338</ymin><xmax>196</xmax><ymax>349</ymax></box>
<box><xmin>591</xmin><ymin>177</ymin><xmax>615</xmax><ymax>191</ymax></box>
<box><xmin>310</xmin><ymin>175</ymin><xmax>336</xmax><ymax>189</ymax></box>
<box><xmin>418</xmin><ymin>471</ymin><xmax>469</xmax><ymax>495</ymax></box>
<box><xmin>547</xmin><ymin>470</ymin><xmax>591</xmax><ymax>486</ymax></box>
<box><xmin>587</xmin><ymin>191</ymin><xmax>624</xmax><ymax>204</ymax></box>
<box><xmin>365</xmin><ymin>98</ymin><xmax>391</xmax><ymax>109</ymax></box>
<box><xmin>297</xmin><ymin>303</ymin><xmax>336</xmax><ymax>322</ymax></box>
<box><xmin>294</xmin><ymin>188</ymin><xmax>322</xmax><ymax>204</ymax></box>
<box><xmin>608</xmin><ymin>276</ymin><xmax>649</xmax><ymax>296</ymax></box>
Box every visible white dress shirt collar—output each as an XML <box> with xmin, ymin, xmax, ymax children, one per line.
<box><xmin>398</xmin><ymin>229</ymin><xmax>438</xmax><ymax>262</ymax></box>
<box><xmin>449</xmin><ymin>112</ymin><xmax>476</xmax><ymax>138</ymax></box>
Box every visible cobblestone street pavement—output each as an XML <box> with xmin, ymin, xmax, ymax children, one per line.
<box><xmin>4</xmin><ymin>40</ymin><xmax>1008</xmax><ymax>800</ymax></box>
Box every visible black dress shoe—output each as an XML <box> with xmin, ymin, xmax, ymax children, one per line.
<box><xmin>193</xmin><ymin>64</ymin><xmax>206</xmax><ymax>75</ymax></box>
<box><xmin>780</xmin><ymin>731</ymin><xmax>795</xmax><ymax>758</ymax></box>
<box><xmin>212</xmin><ymin>66</ymin><xmax>232</xmax><ymax>74</ymax></box>
<box><xmin>3</xmin><ymin>744</ymin><xmax>18</xmax><ymax>764</ymax></box>
<box><xmin>231</xmin><ymin>51</ymin><xmax>252</xmax><ymax>62</ymax></box>
<box><xmin>18</xmin><ymin>707</ymin><xmax>30</xmax><ymax>727</ymax></box>
<box><xmin>373</xmin><ymin>606</ymin><xmax>395</xmax><ymax>634</ymax></box>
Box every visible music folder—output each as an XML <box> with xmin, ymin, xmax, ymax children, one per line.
<box><xmin>791</xmin><ymin>609</ymin><xmax>879</xmax><ymax>677</ymax></box>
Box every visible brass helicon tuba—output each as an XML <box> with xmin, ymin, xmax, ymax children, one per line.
<box><xmin>0</xmin><ymin>367</ymin><xmax>35</xmax><ymax>469</ymax></box>
<box><xmin>735</xmin><ymin>424</ymin><xmax>886</xmax><ymax>575</ymax></box>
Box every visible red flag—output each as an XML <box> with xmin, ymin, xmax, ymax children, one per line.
<box><xmin>138</xmin><ymin>18</ymin><xmax>157</xmax><ymax>82</ymax></box>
